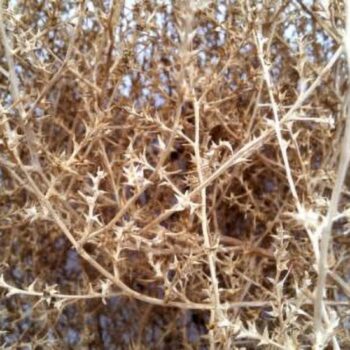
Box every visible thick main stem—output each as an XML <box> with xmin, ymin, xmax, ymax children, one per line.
<box><xmin>314</xmin><ymin>1</ymin><xmax>350</xmax><ymax>346</ymax></box>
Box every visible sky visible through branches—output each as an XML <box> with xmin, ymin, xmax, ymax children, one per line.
<box><xmin>0</xmin><ymin>0</ymin><xmax>350</xmax><ymax>348</ymax></box>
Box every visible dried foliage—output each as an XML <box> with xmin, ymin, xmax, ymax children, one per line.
<box><xmin>1</xmin><ymin>0</ymin><xmax>350</xmax><ymax>348</ymax></box>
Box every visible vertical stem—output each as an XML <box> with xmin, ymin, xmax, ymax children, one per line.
<box><xmin>256</xmin><ymin>30</ymin><xmax>301</xmax><ymax>213</ymax></box>
<box><xmin>314</xmin><ymin>1</ymin><xmax>350</xmax><ymax>345</ymax></box>
<box><xmin>193</xmin><ymin>98</ymin><xmax>221</xmax><ymax>350</ymax></box>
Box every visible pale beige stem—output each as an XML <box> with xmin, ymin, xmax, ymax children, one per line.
<box><xmin>314</xmin><ymin>1</ymin><xmax>350</xmax><ymax>346</ymax></box>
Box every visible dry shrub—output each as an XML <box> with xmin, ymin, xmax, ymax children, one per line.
<box><xmin>0</xmin><ymin>0</ymin><xmax>350</xmax><ymax>348</ymax></box>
